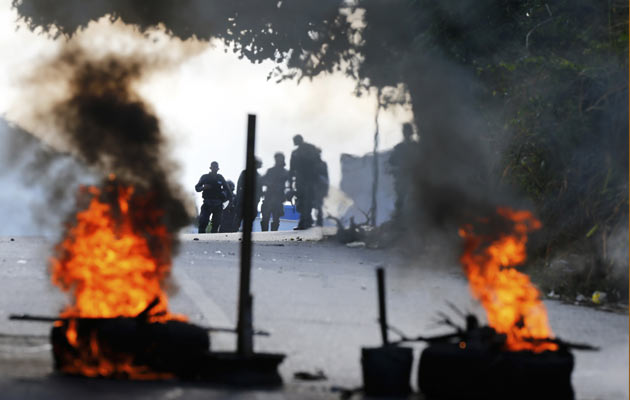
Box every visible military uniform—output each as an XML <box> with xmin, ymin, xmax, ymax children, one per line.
<box><xmin>195</xmin><ymin>172</ymin><xmax>229</xmax><ymax>233</ymax></box>
<box><xmin>261</xmin><ymin>164</ymin><xmax>290</xmax><ymax>231</ymax></box>
<box><xmin>290</xmin><ymin>141</ymin><xmax>321</xmax><ymax>229</ymax></box>
<box><xmin>233</xmin><ymin>169</ymin><xmax>263</xmax><ymax>231</ymax></box>
<box><xmin>219</xmin><ymin>181</ymin><xmax>237</xmax><ymax>233</ymax></box>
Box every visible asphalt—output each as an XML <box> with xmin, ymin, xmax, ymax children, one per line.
<box><xmin>0</xmin><ymin>232</ymin><xmax>627</xmax><ymax>399</ymax></box>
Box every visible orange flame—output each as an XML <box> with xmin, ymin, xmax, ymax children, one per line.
<box><xmin>459</xmin><ymin>207</ymin><xmax>557</xmax><ymax>352</ymax></box>
<box><xmin>50</xmin><ymin>182</ymin><xmax>185</xmax><ymax>378</ymax></box>
<box><xmin>51</xmin><ymin>184</ymin><xmax>181</xmax><ymax>320</ymax></box>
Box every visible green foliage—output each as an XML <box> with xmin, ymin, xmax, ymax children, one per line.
<box><xmin>492</xmin><ymin>1</ymin><xmax>628</xmax><ymax>250</ymax></box>
<box><xmin>366</xmin><ymin>0</ymin><xmax>629</xmax><ymax>253</ymax></box>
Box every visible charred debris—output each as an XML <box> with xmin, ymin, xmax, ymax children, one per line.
<box><xmin>356</xmin><ymin>268</ymin><xmax>597</xmax><ymax>400</ymax></box>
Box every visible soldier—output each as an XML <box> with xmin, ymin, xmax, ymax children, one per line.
<box><xmin>387</xmin><ymin>123</ymin><xmax>419</xmax><ymax>219</ymax></box>
<box><xmin>195</xmin><ymin>161</ymin><xmax>230</xmax><ymax>233</ymax></box>
<box><xmin>233</xmin><ymin>157</ymin><xmax>263</xmax><ymax>231</ymax></box>
<box><xmin>219</xmin><ymin>180</ymin><xmax>237</xmax><ymax>233</ymax></box>
<box><xmin>261</xmin><ymin>152</ymin><xmax>290</xmax><ymax>231</ymax></box>
<box><xmin>289</xmin><ymin>134</ymin><xmax>322</xmax><ymax>230</ymax></box>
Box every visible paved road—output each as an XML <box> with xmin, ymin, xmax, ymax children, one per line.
<box><xmin>0</xmin><ymin>233</ymin><xmax>627</xmax><ymax>399</ymax></box>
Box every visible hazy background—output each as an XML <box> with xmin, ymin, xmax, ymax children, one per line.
<box><xmin>0</xmin><ymin>0</ymin><xmax>411</xmax><ymax>235</ymax></box>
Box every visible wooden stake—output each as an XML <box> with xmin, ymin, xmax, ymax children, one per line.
<box><xmin>377</xmin><ymin>267</ymin><xmax>389</xmax><ymax>345</ymax></box>
<box><xmin>237</xmin><ymin>114</ymin><xmax>257</xmax><ymax>356</ymax></box>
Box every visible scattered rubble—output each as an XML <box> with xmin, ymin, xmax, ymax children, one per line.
<box><xmin>327</xmin><ymin>216</ymin><xmax>403</xmax><ymax>249</ymax></box>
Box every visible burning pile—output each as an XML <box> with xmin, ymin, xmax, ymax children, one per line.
<box><xmin>13</xmin><ymin>41</ymin><xmax>206</xmax><ymax>379</ymax></box>
<box><xmin>9</xmin><ymin>39</ymin><xmax>284</xmax><ymax>384</ymax></box>
<box><xmin>359</xmin><ymin>207</ymin><xmax>597</xmax><ymax>398</ymax></box>
<box><xmin>458</xmin><ymin>207</ymin><xmax>556</xmax><ymax>352</ymax></box>
<box><xmin>418</xmin><ymin>207</ymin><xmax>577</xmax><ymax>400</ymax></box>
<box><xmin>49</xmin><ymin>178</ymin><xmax>196</xmax><ymax>378</ymax></box>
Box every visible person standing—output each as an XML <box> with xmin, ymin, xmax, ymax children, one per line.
<box><xmin>387</xmin><ymin>123</ymin><xmax>419</xmax><ymax>220</ymax></box>
<box><xmin>195</xmin><ymin>161</ymin><xmax>230</xmax><ymax>233</ymax></box>
<box><xmin>289</xmin><ymin>134</ymin><xmax>322</xmax><ymax>230</ymax></box>
<box><xmin>233</xmin><ymin>157</ymin><xmax>263</xmax><ymax>231</ymax></box>
<box><xmin>218</xmin><ymin>180</ymin><xmax>237</xmax><ymax>233</ymax></box>
<box><xmin>261</xmin><ymin>152</ymin><xmax>290</xmax><ymax>231</ymax></box>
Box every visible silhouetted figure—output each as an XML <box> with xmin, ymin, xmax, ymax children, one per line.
<box><xmin>195</xmin><ymin>161</ymin><xmax>230</xmax><ymax>233</ymax></box>
<box><xmin>261</xmin><ymin>152</ymin><xmax>290</xmax><ymax>231</ymax></box>
<box><xmin>313</xmin><ymin>159</ymin><xmax>329</xmax><ymax>227</ymax></box>
<box><xmin>219</xmin><ymin>180</ymin><xmax>238</xmax><ymax>233</ymax></box>
<box><xmin>289</xmin><ymin>134</ymin><xmax>322</xmax><ymax>230</ymax></box>
<box><xmin>387</xmin><ymin>123</ymin><xmax>419</xmax><ymax>219</ymax></box>
<box><xmin>234</xmin><ymin>157</ymin><xmax>263</xmax><ymax>231</ymax></box>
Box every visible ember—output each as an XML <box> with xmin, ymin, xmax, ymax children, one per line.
<box><xmin>458</xmin><ymin>207</ymin><xmax>557</xmax><ymax>352</ymax></box>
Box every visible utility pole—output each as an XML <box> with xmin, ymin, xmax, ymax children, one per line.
<box><xmin>370</xmin><ymin>89</ymin><xmax>382</xmax><ymax>227</ymax></box>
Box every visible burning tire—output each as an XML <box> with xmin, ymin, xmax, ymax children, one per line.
<box><xmin>51</xmin><ymin>318</ymin><xmax>210</xmax><ymax>379</ymax></box>
<box><xmin>418</xmin><ymin>342</ymin><xmax>574</xmax><ymax>400</ymax></box>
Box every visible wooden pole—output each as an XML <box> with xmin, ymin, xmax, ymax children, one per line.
<box><xmin>237</xmin><ymin>114</ymin><xmax>257</xmax><ymax>356</ymax></box>
<box><xmin>377</xmin><ymin>267</ymin><xmax>389</xmax><ymax>345</ymax></box>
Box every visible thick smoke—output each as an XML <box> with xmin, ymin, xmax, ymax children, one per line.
<box><xmin>20</xmin><ymin>41</ymin><xmax>192</xmax><ymax>254</ymax></box>
<box><xmin>406</xmin><ymin>61</ymin><xmax>513</xmax><ymax>228</ymax></box>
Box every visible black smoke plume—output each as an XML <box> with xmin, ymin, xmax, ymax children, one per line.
<box><xmin>23</xmin><ymin>43</ymin><xmax>190</xmax><ymax>259</ymax></box>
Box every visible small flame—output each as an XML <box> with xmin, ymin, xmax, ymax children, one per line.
<box><xmin>50</xmin><ymin>181</ymin><xmax>185</xmax><ymax>377</ymax></box>
<box><xmin>459</xmin><ymin>207</ymin><xmax>557</xmax><ymax>352</ymax></box>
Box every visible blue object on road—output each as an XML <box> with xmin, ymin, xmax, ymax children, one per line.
<box><xmin>283</xmin><ymin>204</ymin><xmax>300</xmax><ymax>220</ymax></box>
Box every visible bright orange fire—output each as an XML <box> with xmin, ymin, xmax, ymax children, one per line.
<box><xmin>50</xmin><ymin>180</ymin><xmax>185</xmax><ymax>378</ymax></box>
<box><xmin>459</xmin><ymin>207</ymin><xmax>557</xmax><ymax>352</ymax></box>
<box><xmin>51</xmin><ymin>183</ymin><xmax>180</xmax><ymax>320</ymax></box>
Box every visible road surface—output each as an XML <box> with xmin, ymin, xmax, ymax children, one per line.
<box><xmin>0</xmin><ymin>232</ymin><xmax>627</xmax><ymax>399</ymax></box>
